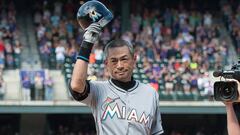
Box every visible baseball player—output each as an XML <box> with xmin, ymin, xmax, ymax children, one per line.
<box><xmin>69</xmin><ymin>1</ymin><xmax>163</xmax><ymax>135</ymax></box>
<box><xmin>69</xmin><ymin>22</ymin><xmax>164</xmax><ymax>134</ymax></box>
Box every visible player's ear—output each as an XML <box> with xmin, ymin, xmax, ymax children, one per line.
<box><xmin>104</xmin><ymin>59</ymin><xmax>108</xmax><ymax>66</ymax></box>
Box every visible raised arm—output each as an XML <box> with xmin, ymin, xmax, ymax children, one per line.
<box><xmin>70</xmin><ymin>58</ymin><xmax>89</xmax><ymax>93</ymax></box>
<box><xmin>70</xmin><ymin>23</ymin><xmax>102</xmax><ymax>94</ymax></box>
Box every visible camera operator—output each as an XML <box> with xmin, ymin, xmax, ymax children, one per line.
<box><xmin>224</xmin><ymin>80</ymin><xmax>240</xmax><ymax>135</ymax></box>
<box><xmin>213</xmin><ymin>58</ymin><xmax>240</xmax><ymax>134</ymax></box>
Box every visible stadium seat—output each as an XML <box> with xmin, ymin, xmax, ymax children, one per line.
<box><xmin>133</xmin><ymin>73</ymin><xmax>140</xmax><ymax>80</ymax></box>
<box><xmin>140</xmin><ymin>74</ymin><xmax>148</xmax><ymax>79</ymax></box>
<box><xmin>49</xmin><ymin>54</ymin><xmax>57</xmax><ymax>69</ymax></box>
<box><xmin>64</xmin><ymin>63</ymin><xmax>72</xmax><ymax>69</ymax></box>
<box><xmin>137</xmin><ymin>63</ymin><xmax>143</xmax><ymax>68</ymax></box>
<box><xmin>133</xmin><ymin>69</ymin><xmax>138</xmax><ymax>74</ymax></box>
<box><xmin>175</xmin><ymin>91</ymin><xmax>195</xmax><ymax>101</ymax></box>
<box><xmin>139</xmin><ymin>69</ymin><xmax>145</xmax><ymax>73</ymax></box>
<box><xmin>142</xmin><ymin>79</ymin><xmax>149</xmax><ymax>84</ymax></box>
<box><xmin>159</xmin><ymin>91</ymin><xmax>174</xmax><ymax>101</ymax></box>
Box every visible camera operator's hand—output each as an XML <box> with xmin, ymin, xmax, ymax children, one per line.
<box><xmin>83</xmin><ymin>23</ymin><xmax>102</xmax><ymax>44</ymax></box>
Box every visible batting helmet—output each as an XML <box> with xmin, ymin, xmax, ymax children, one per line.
<box><xmin>77</xmin><ymin>0</ymin><xmax>113</xmax><ymax>29</ymax></box>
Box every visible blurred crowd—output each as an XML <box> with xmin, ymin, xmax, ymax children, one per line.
<box><xmin>34</xmin><ymin>0</ymin><xmax>79</xmax><ymax>69</ymax></box>
<box><xmin>0</xmin><ymin>1</ymin><xmax>22</xmax><ymax>100</ymax></box>
<box><xmin>221</xmin><ymin>0</ymin><xmax>240</xmax><ymax>54</ymax></box>
<box><xmin>0</xmin><ymin>1</ymin><xmax>22</xmax><ymax>70</ymax></box>
<box><xmin>128</xmin><ymin>9</ymin><xmax>224</xmax><ymax>98</ymax></box>
<box><xmin>32</xmin><ymin>0</ymin><xmax>230</xmax><ymax>100</ymax></box>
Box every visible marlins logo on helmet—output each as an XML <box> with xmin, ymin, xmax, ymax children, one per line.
<box><xmin>77</xmin><ymin>0</ymin><xmax>113</xmax><ymax>29</ymax></box>
<box><xmin>88</xmin><ymin>7</ymin><xmax>102</xmax><ymax>22</ymax></box>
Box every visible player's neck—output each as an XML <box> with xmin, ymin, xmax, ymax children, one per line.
<box><xmin>111</xmin><ymin>77</ymin><xmax>136</xmax><ymax>91</ymax></box>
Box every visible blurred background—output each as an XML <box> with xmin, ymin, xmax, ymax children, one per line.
<box><xmin>0</xmin><ymin>0</ymin><xmax>239</xmax><ymax>134</ymax></box>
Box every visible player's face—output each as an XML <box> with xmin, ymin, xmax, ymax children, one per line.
<box><xmin>105</xmin><ymin>46</ymin><xmax>136</xmax><ymax>82</ymax></box>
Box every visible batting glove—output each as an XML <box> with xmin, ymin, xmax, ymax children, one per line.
<box><xmin>83</xmin><ymin>23</ymin><xmax>102</xmax><ymax>44</ymax></box>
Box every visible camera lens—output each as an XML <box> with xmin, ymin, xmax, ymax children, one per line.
<box><xmin>220</xmin><ymin>86</ymin><xmax>235</xmax><ymax>99</ymax></box>
<box><xmin>213</xmin><ymin>81</ymin><xmax>238</xmax><ymax>101</ymax></box>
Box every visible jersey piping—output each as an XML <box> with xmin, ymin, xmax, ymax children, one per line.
<box><xmin>108</xmin><ymin>79</ymin><xmax>139</xmax><ymax>93</ymax></box>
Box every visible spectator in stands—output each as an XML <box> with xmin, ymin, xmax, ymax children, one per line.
<box><xmin>29</xmin><ymin>71</ymin><xmax>36</xmax><ymax>100</ymax></box>
<box><xmin>111</xmin><ymin>17</ymin><xmax>121</xmax><ymax>34</ymax></box>
<box><xmin>181</xmin><ymin>72</ymin><xmax>191</xmax><ymax>94</ymax></box>
<box><xmin>33</xmin><ymin>11</ymin><xmax>42</xmax><ymax>26</ymax></box>
<box><xmin>13</xmin><ymin>40</ymin><xmax>22</xmax><ymax>68</ymax></box>
<box><xmin>44</xmin><ymin>74</ymin><xmax>54</xmax><ymax>100</ymax></box>
<box><xmin>173</xmin><ymin>71</ymin><xmax>184</xmax><ymax>92</ymax></box>
<box><xmin>101</xmin><ymin>27</ymin><xmax>111</xmax><ymax>44</ymax></box>
<box><xmin>0</xmin><ymin>76</ymin><xmax>5</xmax><ymax>100</ymax></box>
<box><xmin>34</xmin><ymin>72</ymin><xmax>44</xmax><ymax>100</ymax></box>
<box><xmin>200</xmin><ymin>73</ymin><xmax>213</xmax><ymax>97</ymax></box>
<box><xmin>165</xmin><ymin>75</ymin><xmax>175</xmax><ymax>94</ymax></box>
<box><xmin>50</xmin><ymin>12</ymin><xmax>60</xmax><ymax>28</ymax></box>
<box><xmin>66</xmin><ymin>20</ymin><xmax>74</xmax><ymax>39</ymax></box>
<box><xmin>55</xmin><ymin>43</ymin><xmax>66</xmax><ymax>70</ymax></box>
<box><xmin>65</xmin><ymin>38</ymin><xmax>77</xmax><ymax>62</ymax></box>
<box><xmin>0</xmin><ymin>39</ymin><xmax>5</xmax><ymax>72</ymax></box>
<box><xmin>0</xmin><ymin>53</ymin><xmax>4</xmax><ymax>74</ymax></box>
<box><xmin>5</xmin><ymin>40</ymin><xmax>14</xmax><ymax>69</ymax></box>
<box><xmin>94</xmin><ymin>45</ymin><xmax>104</xmax><ymax>65</ymax></box>
<box><xmin>203</xmin><ymin>11</ymin><xmax>212</xmax><ymax>28</ymax></box>
<box><xmin>22</xmin><ymin>75</ymin><xmax>31</xmax><ymax>101</ymax></box>
<box><xmin>189</xmin><ymin>73</ymin><xmax>199</xmax><ymax>93</ymax></box>
<box><xmin>40</xmin><ymin>41</ymin><xmax>51</xmax><ymax>68</ymax></box>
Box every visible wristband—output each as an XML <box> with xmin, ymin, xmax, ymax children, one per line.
<box><xmin>77</xmin><ymin>41</ymin><xmax>94</xmax><ymax>62</ymax></box>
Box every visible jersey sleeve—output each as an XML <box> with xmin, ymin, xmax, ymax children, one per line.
<box><xmin>79</xmin><ymin>80</ymin><xmax>100</xmax><ymax>107</ymax></box>
<box><xmin>68</xmin><ymin>80</ymin><xmax>99</xmax><ymax>107</ymax></box>
<box><xmin>151</xmin><ymin>92</ymin><xmax>164</xmax><ymax>135</ymax></box>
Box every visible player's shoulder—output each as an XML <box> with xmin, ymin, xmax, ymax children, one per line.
<box><xmin>88</xmin><ymin>80</ymin><xmax>108</xmax><ymax>85</ymax></box>
<box><xmin>88</xmin><ymin>80</ymin><xmax>109</xmax><ymax>89</ymax></box>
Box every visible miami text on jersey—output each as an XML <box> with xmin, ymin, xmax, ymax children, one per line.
<box><xmin>101</xmin><ymin>103</ymin><xmax>153</xmax><ymax>127</ymax></box>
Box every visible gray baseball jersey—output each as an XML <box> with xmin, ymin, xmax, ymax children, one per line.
<box><xmin>80</xmin><ymin>79</ymin><xmax>164</xmax><ymax>135</ymax></box>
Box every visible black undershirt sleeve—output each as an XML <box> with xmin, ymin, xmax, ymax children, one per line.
<box><xmin>68</xmin><ymin>79</ymin><xmax>90</xmax><ymax>101</ymax></box>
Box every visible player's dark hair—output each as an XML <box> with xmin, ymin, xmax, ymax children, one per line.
<box><xmin>103</xmin><ymin>39</ymin><xmax>134</xmax><ymax>60</ymax></box>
